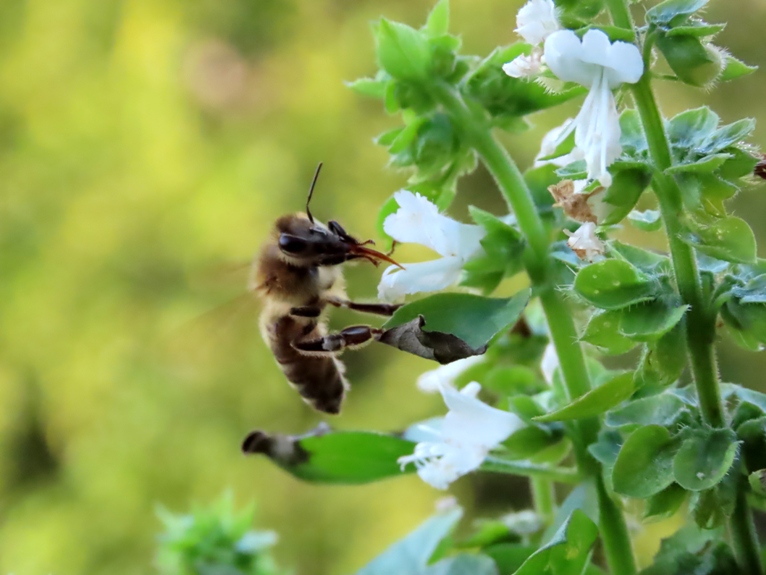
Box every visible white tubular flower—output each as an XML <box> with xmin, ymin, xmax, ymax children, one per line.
<box><xmin>398</xmin><ymin>382</ymin><xmax>524</xmax><ymax>490</ymax></box>
<box><xmin>543</xmin><ymin>29</ymin><xmax>643</xmax><ymax>187</ymax></box>
<box><xmin>378</xmin><ymin>191</ymin><xmax>486</xmax><ymax>302</ymax></box>
<box><xmin>565</xmin><ymin>222</ymin><xmax>606</xmax><ymax>261</ymax></box>
<box><xmin>417</xmin><ymin>355</ymin><xmax>485</xmax><ymax>393</ymax></box>
<box><xmin>503</xmin><ymin>0</ymin><xmax>560</xmax><ymax>79</ymax></box>
<box><xmin>515</xmin><ymin>0</ymin><xmax>560</xmax><ymax>45</ymax></box>
<box><xmin>534</xmin><ymin>119</ymin><xmax>584</xmax><ymax>168</ymax></box>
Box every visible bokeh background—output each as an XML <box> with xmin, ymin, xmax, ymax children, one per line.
<box><xmin>1</xmin><ymin>0</ymin><xmax>765</xmax><ymax>573</ymax></box>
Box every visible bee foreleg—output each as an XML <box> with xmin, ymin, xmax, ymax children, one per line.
<box><xmin>325</xmin><ymin>297</ymin><xmax>402</xmax><ymax>317</ymax></box>
<box><xmin>293</xmin><ymin>325</ymin><xmax>384</xmax><ymax>354</ymax></box>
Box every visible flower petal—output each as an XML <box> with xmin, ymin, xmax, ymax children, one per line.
<box><xmin>544</xmin><ymin>30</ymin><xmax>598</xmax><ymax>86</ymax></box>
<box><xmin>377</xmin><ymin>256</ymin><xmax>465</xmax><ymax>302</ymax></box>
<box><xmin>515</xmin><ymin>0</ymin><xmax>560</xmax><ymax>45</ymax></box>
<box><xmin>417</xmin><ymin>356</ymin><xmax>485</xmax><ymax>393</ymax></box>
<box><xmin>502</xmin><ymin>52</ymin><xmax>543</xmax><ymax>78</ymax></box>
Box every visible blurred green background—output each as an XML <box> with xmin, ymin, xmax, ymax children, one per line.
<box><xmin>0</xmin><ymin>0</ymin><xmax>765</xmax><ymax>573</ymax></box>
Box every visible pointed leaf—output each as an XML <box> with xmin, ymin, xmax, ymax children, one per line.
<box><xmin>672</xmin><ymin>428</ymin><xmax>739</xmax><ymax>491</ymax></box>
<box><xmin>242</xmin><ymin>426</ymin><xmax>415</xmax><ymax>484</ymax></box>
<box><xmin>581</xmin><ymin>310</ymin><xmax>637</xmax><ymax>355</ymax></box>
<box><xmin>534</xmin><ymin>373</ymin><xmax>634</xmax><ymax>422</ymax></box>
<box><xmin>613</xmin><ymin>425</ymin><xmax>679</xmax><ymax>498</ymax></box>
<box><xmin>628</xmin><ymin>209</ymin><xmax>663</xmax><ymax>232</ymax></box>
<box><xmin>720</xmin><ymin>55</ymin><xmax>758</xmax><ymax>81</ymax></box>
<box><xmin>619</xmin><ymin>300</ymin><xmax>688</xmax><ymax>341</ymax></box>
<box><xmin>357</xmin><ymin>508</ymin><xmax>463</xmax><ymax>575</ymax></box>
<box><xmin>681</xmin><ymin>216</ymin><xmax>757</xmax><ymax>264</ymax></box>
<box><xmin>424</xmin><ymin>0</ymin><xmax>450</xmax><ymax>37</ymax></box>
<box><xmin>646</xmin><ymin>0</ymin><xmax>708</xmax><ymax>25</ymax></box>
<box><xmin>574</xmin><ymin>260</ymin><xmax>656</xmax><ymax>310</ymax></box>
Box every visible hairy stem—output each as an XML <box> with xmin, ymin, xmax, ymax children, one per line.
<box><xmin>429</xmin><ymin>81</ymin><xmax>637</xmax><ymax>575</ymax></box>
<box><xmin>531</xmin><ymin>478</ymin><xmax>556</xmax><ymax>525</ymax></box>
<box><xmin>605</xmin><ymin>0</ymin><xmax>763</xmax><ymax>572</ymax></box>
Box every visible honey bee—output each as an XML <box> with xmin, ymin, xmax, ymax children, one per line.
<box><xmin>249</xmin><ymin>164</ymin><xmax>402</xmax><ymax>414</ymax></box>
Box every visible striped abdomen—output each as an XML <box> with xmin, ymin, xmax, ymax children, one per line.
<box><xmin>267</xmin><ymin>315</ymin><xmax>347</xmax><ymax>414</ymax></box>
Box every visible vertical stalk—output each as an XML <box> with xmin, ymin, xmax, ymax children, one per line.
<box><xmin>531</xmin><ymin>478</ymin><xmax>555</xmax><ymax>525</ymax></box>
<box><xmin>605</xmin><ymin>1</ymin><xmax>763</xmax><ymax>572</ymax></box>
<box><xmin>429</xmin><ymin>82</ymin><xmax>637</xmax><ymax>575</ymax></box>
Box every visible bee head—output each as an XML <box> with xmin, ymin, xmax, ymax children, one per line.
<box><xmin>274</xmin><ymin>215</ymin><xmax>402</xmax><ymax>268</ymax></box>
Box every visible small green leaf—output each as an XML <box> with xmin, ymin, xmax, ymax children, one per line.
<box><xmin>702</xmin><ymin>118</ymin><xmax>756</xmax><ymax>153</ymax></box>
<box><xmin>672</xmin><ymin>428</ymin><xmax>739</xmax><ymax>491</ymax></box>
<box><xmin>383</xmin><ymin>292</ymin><xmax>530</xmax><ymax>351</ymax></box>
<box><xmin>375</xmin><ymin>19</ymin><xmax>431</xmax><ymax>81</ymax></box>
<box><xmin>667</xmin><ymin>107</ymin><xmax>719</xmax><ymax>149</ymax></box>
<box><xmin>600</xmin><ymin>168</ymin><xmax>652</xmax><ymax>225</ymax></box>
<box><xmin>620</xmin><ymin>300</ymin><xmax>688</xmax><ymax>341</ymax></box>
<box><xmin>646</xmin><ymin>0</ymin><xmax>708</xmax><ymax>26</ymax></box>
<box><xmin>534</xmin><ymin>373</ymin><xmax>634</xmax><ymax>422</ymax></box>
<box><xmin>628</xmin><ymin>209</ymin><xmax>663</xmax><ymax>232</ymax></box>
<box><xmin>424</xmin><ymin>0</ymin><xmax>450</xmax><ymax>37</ymax></box>
<box><xmin>681</xmin><ymin>216</ymin><xmax>757</xmax><ymax>264</ymax></box>
<box><xmin>620</xmin><ymin>109</ymin><xmax>648</xmax><ymax>154</ymax></box>
<box><xmin>347</xmin><ymin>77</ymin><xmax>389</xmax><ymax>98</ymax></box>
<box><xmin>655</xmin><ymin>33</ymin><xmax>723</xmax><ymax>87</ymax></box>
<box><xmin>665</xmin><ymin>22</ymin><xmax>724</xmax><ymax>38</ymax></box>
<box><xmin>605</xmin><ymin>392</ymin><xmax>686</xmax><ymax>429</ymax></box>
<box><xmin>610</xmin><ymin>241</ymin><xmax>672</xmax><ymax>274</ymax></box>
<box><xmin>574</xmin><ymin>260</ymin><xmax>656</xmax><ymax>310</ymax></box>
<box><xmin>635</xmin><ymin>326</ymin><xmax>687</xmax><ymax>387</ymax></box>
<box><xmin>581</xmin><ymin>310</ymin><xmax>637</xmax><ymax>355</ymax></box>
<box><xmin>504</xmin><ymin>426</ymin><xmax>564</xmax><ymax>459</ymax></box>
<box><xmin>613</xmin><ymin>425</ymin><xmax>679</xmax><ymax>498</ymax></box>
<box><xmin>242</xmin><ymin>427</ymin><xmax>415</xmax><ymax>484</ymax></box>
<box><xmin>484</xmin><ymin>544</ymin><xmax>536</xmax><ymax>575</ymax></box>
<box><xmin>357</xmin><ymin>508</ymin><xmax>463</xmax><ymax>575</ymax></box>
<box><xmin>666</xmin><ymin>153</ymin><xmax>732</xmax><ymax>175</ymax></box>
<box><xmin>644</xmin><ymin>484</ymin><xmax>687</xmax><ymax>521</ymax></box>
<box><xmin>748</xmin><ymin>469</ymin><xmax>766</xmax><ymax>497</ymax></box>
<box><xmin>514</xmin><ymin>510</ymin><xmax>598</xmax><ymax>575</ymax></box>
<box><xmin>720</xmin><ymin>55</ymin><xmax>758</xmax><ymax>81</ymax></box>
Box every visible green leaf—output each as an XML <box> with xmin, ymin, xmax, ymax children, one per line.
<box><xmin>665</xmin><ymin>22</ymin><xmax>725</xmax><ymax>38</ymax></box>
<box><xmin>375</xmin><ymin>19</ymin><xmax>431</xmax><ymax>81</ymax></box>
<box><xmin>628</xmin><ymin>209</ymin><xmax>663</xmax><ymax>232</ymax></box>
<box><xmin>639</xmin><ymin>526</ymin><xmax>736</xmax><ymax>575</ymax></box>
<box><xmin>620</xmin><ymin>300</ymin><xmax>688</xmax><ymax>341</ymax></box>
<box><xmin>503</xmin><ymin>426</ymin><xmax>565</xmax><ymax>460</ymax></box>
<box><xmin>702</xmin><ymin>118</ymin><xmax>756</xmax><ymax>153</ymax></box>
<box><xmin>655</xmin><ymin>33</ymin><xmax>723</xmax><ymax>87</ymax></box>
<box><xmin>681</xmin><ymin>216</ymin><xmax>757</xmax><ymax>264</ymax></box>
<box><xmin>424</xmin><ymin>0</ymin><xmax>450</xmax><ymax>37</ymax></box>
<box><xmin>514</xmin><ymin>510</ymin><xmax>598</xmax><ymax>575</ymax></box>
<box><xmin>600</xmin><ymin>168</ymin><xmax>652</xmax><ymax>225</ymax></box>
<box><xmin>610</xmin><ymin>241</ymin><xmax>672</xmax><ymax>274</ymax></box>
<box><xmin>383</xmin><ymin>291</ymin><xmax>530</xmax><ymax>351</ymax></box>
<box><xmin>605</xmin><ymin>392</ymin><xmax>687</xmax><ymax>429</ymax></box>
<box><xmin>667</xmin><ymin>107</ymin><xmax>719</xmax><ymax>149</ymax></box>
<box><xmin>484</xmin><ymin>544</ymin><xmax>536</xmax><ymax>574</ymax></box>
<box><xmin>534</xmin><ymin>373</ymin><xmax>634</xmax><ymax>422</ymax></box>
<box><xmin>242</xmin><ymin>427</ymin><xmax>415</xmax><ymax>484</ymax></box>
<box><xmin>613</xmin><ymin>425</ymin><xmax>679</xmax><ymax>498</ymax></box>
<box><xmin>720</xmin><ymin>55</ymin><xmax>758</xmax><ymax>81</ymax></box>
<box><xmin>357</xmin><ymin>508</ymin><xmax>463</xmax><ymax>575</ymax></box>
<box><xmin>422</xmin><ymin>555</ymin><xmax>499</xmax><ymax>575</ymax></box>
<box><xmin>465</xmin><ymin>44</ymin><xmax>586</xmax><ymax>121</ymax></box>
<box><xmin>581</xmin><ymin>310</ymin><xmax>637</xmax><ymax>355</ymax></box>
<box><xmin>620</xmin><ymin>109</ymin><xmax>648</xmax><ymax>154</ymax></box>
<box><xmin>646</xmin><ymin>0</ymin><xmax>708</xmax><ymax>26</ymax></box>
<box><xmin>672</xmin><ymin>428</ymin><xmax>739</xmax><ymax>491</ymax></box>
<box><xmin>574</xmin><ymin>260</ymin><xmax>656</xmax><ymax>310</ymax></box>
<box><xmin>347</xmin><ymin>77</ymin><xmax>389</xmax><ymax>98</ymax></box>
<box><xmin>635</xmin><ymin>325</ymin><xmax>687</xmax><ymax>386</ymax></box>
<box><xmin>644</xmin><ymin>484</ymin><xmax>687</xmax><ymax>521</ymax></box>
<box><xmin>666</xmin><ymin>153</ymin><xmax>732</xmax><ymax>175</ymax></box>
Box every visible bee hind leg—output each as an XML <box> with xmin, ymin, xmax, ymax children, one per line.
<box><xmin>293</xmin><ymin>325</ymin><xmax>384</xmax><ymax>354</ymax></box>
<box><xmin>325</xmin><ymin>297</ymin><xmax>402</xmax><ymax>317</ymax></box>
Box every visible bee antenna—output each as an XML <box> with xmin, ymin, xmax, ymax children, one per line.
<box><xmin>305</xmin><ymin>162</ymin><xmax>323</xmax><ymax>224</ymax></box>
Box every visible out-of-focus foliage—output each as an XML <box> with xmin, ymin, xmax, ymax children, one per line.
<box><xmin>0</xmin><ymin>0</ymin><xmax>764</xmax><ymax>574</ymax></box>
<box><xmin>156</xmin><ymin>492</ymin><xmax>283</xmax><ymax>575</ymax></box>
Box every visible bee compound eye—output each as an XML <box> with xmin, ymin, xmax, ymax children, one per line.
<box><xmin>279</xmin><ymin>234</ymin><xmax>308</xmax><ymax>254</ymax></box>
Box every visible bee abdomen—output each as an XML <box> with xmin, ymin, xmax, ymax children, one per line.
<box><xmin>268</xmin><ymin>317</ymin><xmax>348</xmax><ymax>414</ymax></box>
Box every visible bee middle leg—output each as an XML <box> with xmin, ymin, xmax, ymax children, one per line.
<box><xmin>326</xmin><ymin>297</ymin><xmax>402</xmax><ymax>317</ymax></box>
<box><xmin>293</xmin><ymin>325</ymin><xmax>384</xmax><ymax>354</ymax></box>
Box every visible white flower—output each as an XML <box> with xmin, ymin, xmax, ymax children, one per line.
<box><xmin>543</xmin><ymin>29</ymin><xmax>643</xmax><ymax>187</ymax></box>
<box><xmin>417</xmin><ymin>355</ymin><xmax>485</xmax><ymax>393</ymax></box>
<box><xmin>398</xmin><ymin>382</ymin><xmax>524</xmax><ymax>490</ymax></box>
<box><xmin>534</xmin><ymin>119</ymin><xmax>584</xmax><ymax>168</ymax></box>
<box><xmin>515</xmin><ymin>0</ymin><xmax>560</xmax><ymax>45</ymax></box>
<box><xmin>503</xmin><ymin>0</ymin><xmax>561</xmax><ymax>78</ymax></box>
<box><xmin>540</xmin><ymin>343</ymin><xmax>559</xmax><ymax>386</ymax></box>
<box><xmin>378</xmin><ymin>191</ymin><xmax>486</xmax><ymax>302</ymax></box>
<box><xmin>502</xmin><ymin>52</ymin><xmax>544</xmax><ymax>78</ymax></box>
<box><xmin>502</xmin><ymin>0</ymin><xmax>560</xmax><ymax>79</ymax></box>
<box><xmin>565</xmin><ymin>221</ymin><xmax>606</xmax><ymax>261</ymax></box>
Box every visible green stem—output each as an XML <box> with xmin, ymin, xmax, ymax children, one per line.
<box><xmin>604</xmin><ymin>1</ymin><xmax>762</xmax><ymax>572</ymax></box>
<box><xmin>482</xmin><ymin>458</ymin><xmax>580</xmax><ymax>484</ymax></box>
<box><xmin>531</xmin><ymin>478</ymin><xmax>556</xmax><ymax>524</ymax></box>
<box><xmin>429</xmin><ymin>82</ymin><xmax>637</xmax><ymax>575</ymax></box>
